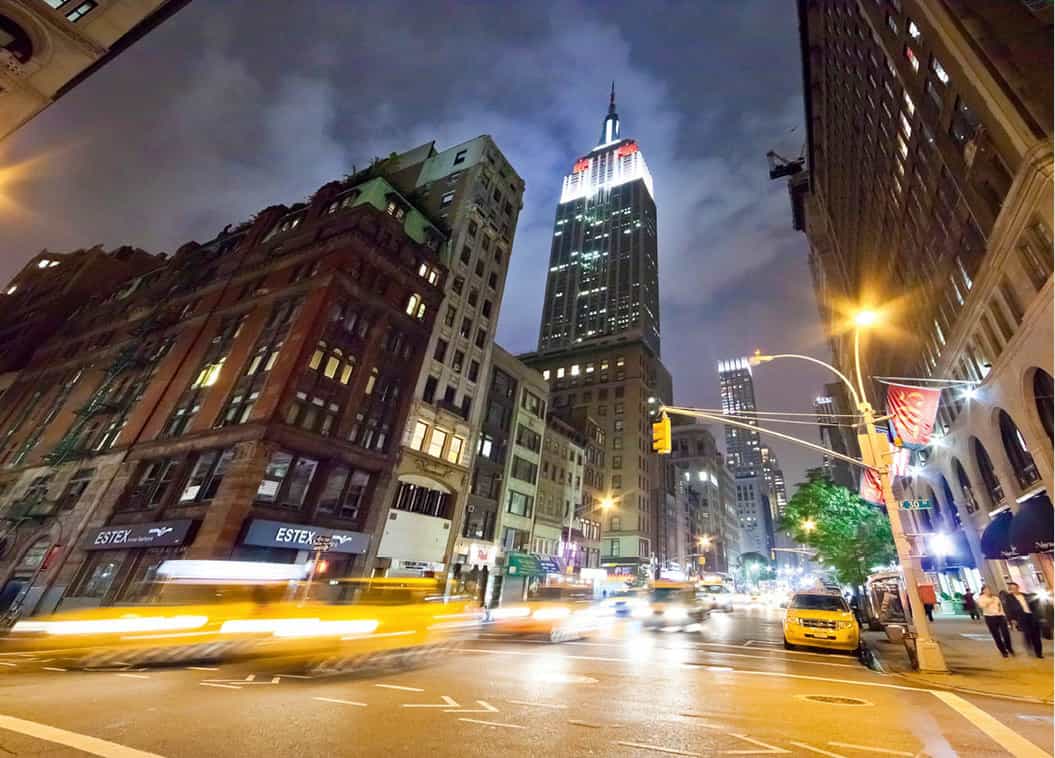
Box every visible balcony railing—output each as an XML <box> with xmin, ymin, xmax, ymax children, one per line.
<box><xmin>4</xmin><ymin>497</ymin><xmax>59</xmax><ymax>521</ymax></box>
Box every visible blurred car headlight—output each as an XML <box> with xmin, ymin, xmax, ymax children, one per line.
<box><xmin>664</xmin><ymin>605</ymin><xmax>690</xmax><ymax>621</ymax></box>
<box><xmin>219</xmin><ymin>618</ymin><xmax>379</xmax><ymax>638</ymax></box>
<box><xmin>836</xmin><ymin>620</ymin><xmax>857</xmax><ymax>630</ymax></box>
<box><xmin>13</xmin><ymin>615</ymin><xmax>209</xmax><ymax>636</ymax></box>
<box><xmin>784</xmin><ymin>615</ymin><xmax>800</xmax><ymax>626</ymax></box>
<box><xmin>532</xmin><ymin>607</ymin><xmax>571</xmax><ymax>621</ymax></box>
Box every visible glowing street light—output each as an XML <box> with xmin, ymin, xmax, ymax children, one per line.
<box><xmin>853</xmin><ymin>309</ymin><xmax>879</xmax><ymax>328</ymax></box>
<box><xmin>599</xmin><ymin>496</ymin><xmax>615</xmax><ymax>512</ymax></box>
<box><xmin>698</xmin><ymin>534</ymin><xmax>713</xmax><ymax>549</ymax></box>
<box><xmin>801</xmin><ymin>518</ymin><xmax>817</xmax><ymax>534</ymax></box>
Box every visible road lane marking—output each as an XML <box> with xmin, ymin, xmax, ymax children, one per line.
<box><xmin>568</xmin><ymin>640</ymin><xmax>861</xmax><ymax>668</ymax></box>
<box><xmin>788</xmin><ymin>743</ymin><xmax>847</xmax><ymax>757</ymax></box>
<box><xmin>827</xmin><ymin>743</ymin><xmax>913</xmax><ymax>756</ymax></box>
<box><xmin>185</xmin><ymin>666</ymin><xmax>218</xmax><ymax>671</ymax></box>
<box><xmin>464</xmin><ymin>648</ymin><xmax>916</xmax><ymax>691</ymax></box>
<box><xmin>403</xmin><ymin>696</ymin><xmax>460</xmax><ymax>708</ymax></box>
<box><xmin>0</xmin><ymin>713</ymin><xmax>165</xmax><ymax>758</ymax></box>
<box><xmin>615</xmin><ymin>741</ymin><xmax>700</xmax><ymax>756</ymax></box>
<box><xmin>445</xmin><ymin>700</ymin><xmax>498</xmax><ymax>714</ymax></box>
<box><xmin>725</xmin><ymin>734</ymin><xmax>791</xmax><ymax>754</ymax></box>
<box><xmin>313</xmin><ymin>697</ymin><xmax>366</xmax><ymax>707</ymax></box>
<box><xmin>457</xmin><ymin>718</ymin><xmax>524</xmax><ymax>729</ymax></box>
<box><xmin>42</xmin><ymin>667</ymin><xmax>67</xmax><ymax>672</ymax></box>
<box><xmin>929</xmin><ymin>690</ymin><xmax>1052</xmax><ymax>758</ymax></box>
<box><xmin>507</xmin><ymin>700</ymin><xmax>567</xmax><ymax>709</ymax></box>
<box><xmin>0</xmin><ymin>662</ymin><xmax>16</xmax><ymax>667</ymax></box>
<box><xmin>375</xmin><ymin>684</ymin><xmax>424</xmax><ymax>692</ymax></box>
<box><xmin>199</xmin><ymin>682</ymin><xmax>241</xmax><ymax>690</ymax></box>
<box><xmin>116</xmin><ymin>673</ymin><xmax>150</xmax><ymax>680</ymax></box>
<box><xmin>677</xmin><ymin>714</ymin><xmax>725</xmax><ymax>728</ymax></box>
<box><xmin>568</xmin><ymin>719</ymin><xmax>603</xmax><ymax>728</ymax></box>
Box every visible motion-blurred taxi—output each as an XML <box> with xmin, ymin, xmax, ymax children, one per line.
<box><xmin>696</xmin><ymin>583</ymin><xmax>734</xmax><ymax>613</ymax></box>
<box><xmin>643</xmin><ymin>581</ymin><xmax>706</xmax><ymax>629</ymax></box>
<box><xmin>487</xmin><ymin>585</ymin><xmax>601</xmax><ymax>642</ymax></box>
<box><xmin>783</xmin><ymin>591</ymin><xmax>860</xmax><ymax>653</ymax></box>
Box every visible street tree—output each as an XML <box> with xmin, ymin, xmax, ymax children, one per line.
<box><xmin>779</xmin><ymin>469</ymin><xmax>896</xmax><ymax>587</ymax></box>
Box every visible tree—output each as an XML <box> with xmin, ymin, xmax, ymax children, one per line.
<box><xmin>780</xmin><ymin>470</ymin><xmax>896</xmax><ymax>587</ymax></box>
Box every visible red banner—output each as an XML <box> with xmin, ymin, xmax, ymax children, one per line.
<box><xmin>887</xmin><ymin>383</ymin><xmax>942</xmax><ymax>450</ymax></box>
<box><xmin>859</xmin><ymin>468</ymin><xmax>884</xmax><ymax>506</ymax></box>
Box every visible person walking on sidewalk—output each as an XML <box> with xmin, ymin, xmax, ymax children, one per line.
<box><xmin>962</xmin><ymin>589</ymin><xmax>978</xmax><ymax>621</ymax></box>
<box><xmin>977</xmin><ymin>585</ymin><xmax>1014</xmax><ymax>658</ymax></box>
<box><xmin>1004</xmin><ymin>582</ymin><xmax>1044</xmax><ymax>659</ymax></box>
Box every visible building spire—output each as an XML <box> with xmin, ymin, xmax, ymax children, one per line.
<box><xmin>599</xmin><ymin>81</ymin><xmax>620</xmax><ymax>145</ymax></box>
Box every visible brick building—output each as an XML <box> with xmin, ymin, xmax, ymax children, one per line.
<box><xmin>0</xmin><ymin>171</ymin><xmax>446</xmax><ymax>614</ymax></box>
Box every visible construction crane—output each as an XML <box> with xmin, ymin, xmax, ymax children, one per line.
<box><xmin>766</xmin><ymin>149</ymin><xmax>804</xmax><ymax>180</ymax></box>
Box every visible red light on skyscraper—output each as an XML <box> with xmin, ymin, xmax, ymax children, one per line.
<box><xmin>615</xmin><ymin>141</ymin><xmax>639</xmax><ymax>157</ymax></box>
<box><xmin>572</xmin><ymin>158</ymin><xmax>590</xmax><ymax>173</ymax></box>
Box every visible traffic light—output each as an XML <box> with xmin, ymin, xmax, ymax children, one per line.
<box><xmin>651</xmin><ymin>412</ymin><xmax>671</xmax><ymax>455</ymax></box>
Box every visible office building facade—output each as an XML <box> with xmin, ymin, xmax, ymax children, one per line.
<box><xmin>794</xmin><ymin>0</ymin><xmax>1052</xmax><ymax>592</ymax></box>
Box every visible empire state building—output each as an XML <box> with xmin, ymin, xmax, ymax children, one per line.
<box><xmin>522</xmin><ymin>86</ymin><xmax>673</xmax><ymax>574</ymax></box>
<box><xmin>536</xmin><ymin>84</ymin><xmax>661</xmax><ymax>356</ymax></box>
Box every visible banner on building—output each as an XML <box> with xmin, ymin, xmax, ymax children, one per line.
<box><xmin>886</xmin><ymin>383</ymin><xmax>942</xmax><ymax>450</ymax></box>
<box><xmin>859</xmin><ymin>468</ymin><xmax>884</xmax><ymax>506</ymax></box>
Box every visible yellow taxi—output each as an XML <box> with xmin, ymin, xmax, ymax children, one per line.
<box><xmin>643</xmin><ymin>580</ymin><xmax>707</xmax><ymax>629</ymax></box>
<box><xmin>783</xmin><ymin>591</ymin><xmax>860</xmax><ymax>653</ymax></box>
<box><xmin>6</xmin><ymin>561</ymin><xmax>482</xmax><ymax>670</ymax></box>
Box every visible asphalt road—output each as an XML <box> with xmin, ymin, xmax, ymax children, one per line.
<box><xmin>1</xmin><ymin>604</ymin><xmax>1051</xmax><ymax>757</ymax></box>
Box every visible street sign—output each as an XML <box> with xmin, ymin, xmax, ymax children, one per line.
<box><xmin>899</xmin><ymin>499</ymin><xmax>933</xmax><ymax>511</ymax></box>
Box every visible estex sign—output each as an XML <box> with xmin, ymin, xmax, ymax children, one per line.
<box><xmin>243</xmin><ymin>519</ymin><xmax>369</xmax><ymax>555</ymax></box>
<box><xmin>84</xmin><ymin>520</ymin><xmax>195</xmax><ymax>550</ymax></box>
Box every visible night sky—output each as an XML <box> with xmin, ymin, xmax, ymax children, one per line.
<box><xmin>0</xmin><ymin>0</ymin><xmax>840</xmax><ymax>490</ymax></box>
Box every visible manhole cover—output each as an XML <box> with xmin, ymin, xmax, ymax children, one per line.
<box><xmin>796</xmin><ymin>694</ymin><xmax>872</xmax><ymax>706</ymax></box>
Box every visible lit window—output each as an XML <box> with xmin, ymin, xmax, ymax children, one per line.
<box><xmin>570</xmin><ymin>364</ymin><xmax>581</xmax><ymax>376</ymax></box>
<box><xmin>37</xmin><ymin>259</ymin><xmax>50</xmax><ymax>269</ymax></box>
<box><xmin>907</xmin><ymin>19</ymin><xmax>921</xmax><ymax>40</ymax></box>
<box><xmin>65</xmin><ymin>1</ymin><xmax>96</xmax><ymax>22</ymax></box>
<box><xmin>447</xmin><ymin>436</ymin><xmax>464</xmax><ymax>464</ymax></box>
<box><xmin>5</xmin><ymin>285</ymin><xmax>16</xmax><ymax>295</ymax></box>
<box><xmin>542</xmin><ymin>369</ymin><xmax>551</xmax><ymax>380</ymax></box>
<box><xmin>557</xmin><ymin>367</ymin><xmax>565</xmax><ymax>379</ymax></box>
<box><xmin>903</xmin><ymin>91</ymin><xmax>915</xmax><ymax>116</ymax></box>
<box><xmin>899</xmin><ymin>112</ymin><xmax>912</xmax><ymax>137</ymax></box>
<box><xmin>405</xmin><ymin>293</ymin><xmax>421</xmax><ymax>316</ymax></box>
<box><xmin>585</xmin><ymin>363</ymin><xmax>595</xmax><ymax>373</ymax></box>
<box><xmin>930</xmin><ymin>56</ymin><xmax>949</xmax><ymax>84</ymax></box>
<box><xmin>441</xmin><ymin>192</ymin><xmax>455</xmax><ymax>206</ymax></box>
<box><xmin>428</xmin><ymin>428</ymin><xmax>448</xmax><ymax>458</ymax></box>
<box><xmin>904</xmin><ymin>46</ymin><xmax>919</xmax><ymax>72</ymax></box>
<box><xmin>324</xmin><ymin>355</ymin><xmax>340</xmax><ymax>379</ymax></box>
<box><xmin>411</xmin><ymin>421</ymin><xmax>428</xmax><ymax>451</ymax></box>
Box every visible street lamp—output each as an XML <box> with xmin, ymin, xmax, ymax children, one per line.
<box><xmin>749</xmin><ymin>307</ymin><xmax>948</xmax><ymax>672</ymax></box>
<box><xmin>801</xmin><ymin>518</ymin><xmax>816</xmax><ymax>534</ymax></box>
<box><xmin>599</xmin><ymin>496</ymin><xmax>615</xmax><ymax>512</ymax></box>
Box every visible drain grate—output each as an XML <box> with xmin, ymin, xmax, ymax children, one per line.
<box><xmin>797</xmin><ymin>694</ymin><xmax>872</xmax><ymax>706</ymax></box>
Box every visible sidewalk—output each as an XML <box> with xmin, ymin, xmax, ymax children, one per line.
<box><xmin>865</xmin><ymin>613</ymin><xmax>1054</xmax><ymax>703</ymax></box>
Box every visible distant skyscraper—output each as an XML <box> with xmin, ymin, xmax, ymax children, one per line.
<box><xmin>760</xmin><ymin>445</ymin><xmax>788</xmax><ymax>519</ymax></box>
<box><xmin>812</xmin><ymin>382</ymin><xmax>857</xmax><ymax>490</ymax></box>
<box><xmin>718</xmin><ymin>358</ymin><xmax>763</xmax><ymax>477</ymax></box>
<box><xmin>537</xmin><ymin>84</ymin><xmax>661</xmax><ymax>356</ymax></box>
<box><xmin>719</xmin><ymin>357</ymin><xmax>771</xmax><ymax>559</ymax></box>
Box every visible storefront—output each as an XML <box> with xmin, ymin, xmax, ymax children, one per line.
<box><xmin>452</xmin><ymin>541</ymin><xmax>496</xmax><ymax>603</ymax></box>
<box><xmin>979</xmin><ymin>496</ymin><xmax>1055</xmax><ymax>591</ymax></box>
<box><xmin>64</xmin><ymin>519</ymin><xmax>197</xmax><ymax>609</ymax></box>
<box><xmin>238</xmin><ymin>518</ymin><xmax>369</xmax><ymax>578</ymax></box>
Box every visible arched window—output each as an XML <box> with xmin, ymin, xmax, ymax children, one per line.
<box><xmin>997</xmin><ymin>410</ymin><xmax>1039</xmax><ymax>489</ymax></box>
<box><xmin>938</xmin><ymin>474</ymin><xmax>963</xmax><ymax>527</ymax></box>
<box><xmin>953</xmin><ymin>458</ymin><xmax>979</xmax><ymax>514</ymax></box>
<box><xmin>609</xmin><ymin>516</ymin><xmax>621</xmax><ymax>531</ymax></box>
<box><xmin>971</xmin><ymin>437</ymin><xmax>1004</xmax><ymax>506</ymax></box>
<box><xmin>0</xmin><ymin>16</ymin><xmax>32</xmax><ymax>64</ymax></box>
<box><xmin>1032</xmin><ymin>368</ymin><xmax>1053</xmax><ymax>442</ymax></box>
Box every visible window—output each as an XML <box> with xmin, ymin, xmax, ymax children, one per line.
<box><xmin>460</xmin><ymin>246</ymin><xmax>472</xmax><ymax>265</ymax></box>
<box><xmin>423</xmin><ymin>376</ymin><xmax>438</xmax><ymax>404</ymax></box>
<box><xmin>467</xmin><ymin>360</ymin><xmax>480</xmax><ymax>383</ymax></box>
<box><xmin>384</xmin><ymin>199</ymin><xmax>406</xmax><ymax>220</ymax></box>
<box><xmin>405</xmin><ymin>293</ymin><xmax>426</xmax><ymax>320</ymax></box>
<box><xmin>178</xmin><ymin>449</ymin><xmax>233</xmax><ymax>504</ymax></box>
<box><xmin>410</xmin><ymin>421</ymin><xmax>429</xmax><ymax>451</ymax></box>
<box><xmin>612</xmin><ymin>474</ymin><xmax>623</xmax><ymax>489</ymax></box>
<box><xmin>521</xmin><ymin>391</ymin><xmax>543</xmax><ymax>417</ymax></box>
<box><xmin>607</xmin><ymin>539</ymin><xmax>620</xmax><ymax>557</ymax></box>
<box><xmin>441</xmin><ymin>191</ymin><xmax>455</xmax><ymax>206</ymax></box>
<box><xmin>907</xmin><ymin>19</ymin><xmax>921</xmax><ymax>39</ymax></box>
<box><xmin>511</xmin><ymin>456</ymin><xmax>537</xmax><ymax>484</ymax></box>
<box><xmin>950</xmin><ymin>97</ymin><xmax>980</xmax><ymax>148</ymax></box>
<box><xmin>481</xmin><ymin>300</ymin><xmax>493</xmax><ymax>319</ymax></box>
<box><xmin>507</xmin><ymin>490</ymin><xmax>533</xmax><ymax>517</ymax></box>
<box><xmin>452</xmin><ymin>349</ymin><xmax>464</xmax><ymax>373</ymax></box>
<box><xmin>515</xmin><ymin>424</ymin><xmax>541</xmax><ymax>452</ymax></box>
<box><xmin>459</xmin><ymin>318</ymin><xmax>472</xmax><ymax>339</ymax></box>
<box><xmin>444</xmin><ymin>306</ymin><xmax>456</xmax><ymax>328</ymax></box>
<box><xmin>1019</xmin><ymin>238</ymin><xmax>1053</xmax><ymax>291</ymax></box>
<box><xmin>317</xmin><ymin>466</ymin><xmax>370</xmax><ymax>521</ymax></box>
<box><xmin>904</xmin><ymin>45</ymin><xmax>919</xmax><ymax>72</ymax></box>
<box><xmin>58</xmin><ymin>468</ymin><xmax>94</xmax><ymax>511</ymax></box>
<box><xmin>487</xmin><ymin>272</ymin><xmax>498</xmax><ymax>289</ymax></box>
<box><xmin>428</xmin><ymin>428</ymin><xmax>449</xmax><ymax>458</ymax></box>
<box><xmin>1000</xmin><ymin>279</ymin><xmax>1024</xmax><ymax>324</ymax></box>
<box><xmin>474</xmin><ymin>328</ymin><xmax>486</xmax><ymax>348</ymax></box>
<box><xmin>255</xmin><ymin>451</ymin><xmax>318</xmax><ymax>509</ymax></box>
<box><xmin>65</xmin><ymin>1</ymin><xmax>96</xmax><ymax>22</ymax></box>
<box><xmin>75</xmin><ymin>552</ymin><xmax>123</xmax><ymax>599</ymax></box>
<box><xmin>929</xmin><ymin>55</ymin><xmax>949</xmax><ymax>84</ymax></box>
<box><xmin>434</xmin><ymin>339</ymin><xmax>448</xmax><ymax>362</ymax></box>
<box><xmin>467</xmin><ymin>288</ymin><xmax>479</xmax><ymax>307</ymax></box>
<box><xmin>447</xmin><ymin>436</ymin><xmax>464</xmax><ymax>464</ymax></box>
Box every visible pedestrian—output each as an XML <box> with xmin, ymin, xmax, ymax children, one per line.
<box><xmin>1004</xmin><ymin>582</ymin><xmax>1044</xmax><ymax>659</ymax></box>
<box><xmin>962</xmin><ymin>589</ymin><xmax>978</xmax><ymax>621</ymax></box>
<box><xmin>977</xmin><ymin>585</ymin><xmax>1014</xmax><ymax>658</ymax></box>
<box><xmin>924</xmin><ymin>602</ymin><xmax>935</xmax><ymax>622</ymax></box>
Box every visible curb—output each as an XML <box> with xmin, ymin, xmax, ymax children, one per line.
<box><xmin>866</xmin><ymin>639</ymin><xmax>1054</xmax><ymax>705</ymax></box>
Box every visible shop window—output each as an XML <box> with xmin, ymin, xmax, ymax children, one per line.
<box><xmin>75</xmin><ymin>552</ymin><xmax>123</xmax><ymax>599</ymax></box>
<box><xmin>255</xmin><ymin>451</ymin><xmax>319</xmax><ymax>509</ymax></box>
<box><xmin>317</xmin><ymin>465</ymin><xmax>371</xmax><ymax>521</ymax></box>
<box><xmin>58</xmin><ymin>468</ymin><xmax>94</xmax><ymax>511</ymax></box>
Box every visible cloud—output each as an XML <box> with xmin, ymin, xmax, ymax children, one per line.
<box><xmin>0</xmin><ymin>0</ymin><xmax>828</xmax><ymax>487</ymax></box>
